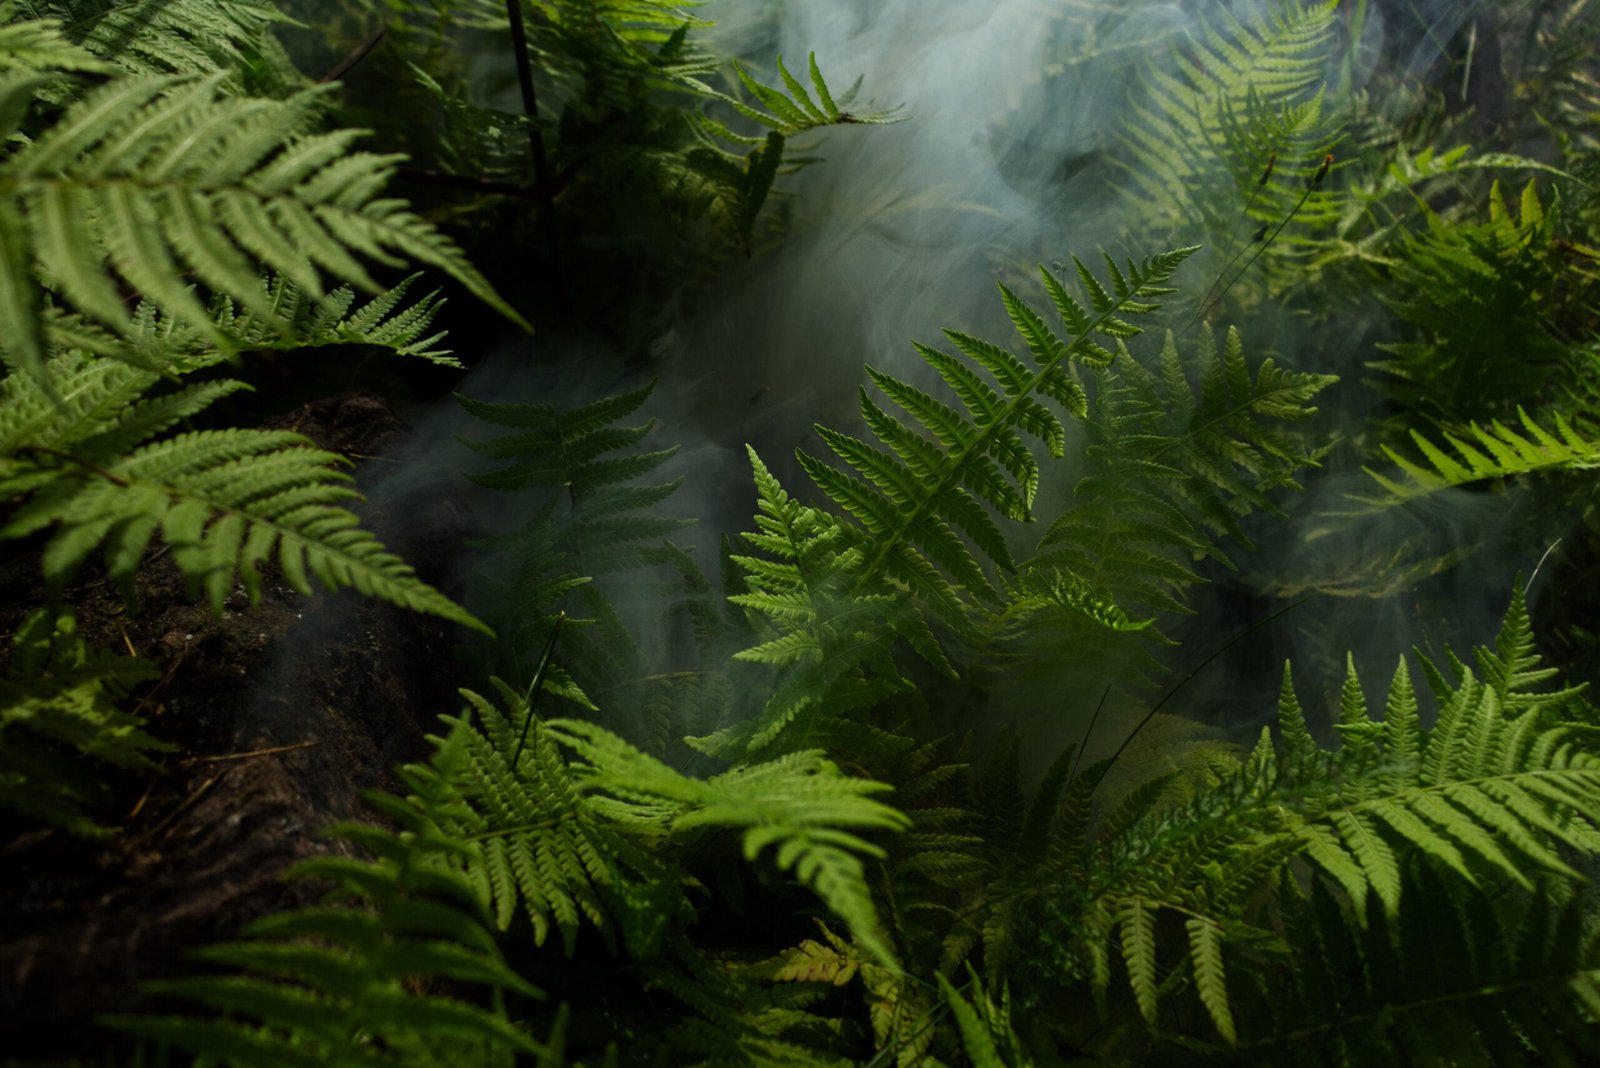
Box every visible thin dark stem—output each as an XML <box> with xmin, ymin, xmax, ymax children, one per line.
<box><xmin>510</xmin><ymin>612</ymin><xmax>566</xmax><ymax>770</ymax></box>
<box><xmin>1070</xmin><ymin>685</ymin><xmax>1112</xmax><ymax>783</ymax></box>
<box><xmin>1104</xmin><ymin>596</ymin><xmax>1314</xmax><ymax>773</ymax></box>
<box><xmin>318</xmin><ymin>25</ymin><xmax>389</xmax><ymax>84</ymax></box>
<box><xmin>503</xmin><ymin>0</ymin><xmax>559</xmax><ymax>247</ymax></box>
<box><xmin>1182</xmin><ymin>156</ymin><xmax>1331</xmax><ymax>337</ymax></box>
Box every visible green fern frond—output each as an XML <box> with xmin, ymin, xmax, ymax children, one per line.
<box><xmin>775</xmin><ymin>247</ymin><xmax>1196</xmax><ymax>651</ymax></box>
<box><xmin>457</xmin><ymin>381</ymin><xmax>714</xmax><ymax>740</ymax></box>
<box><xmin>0</xmin><ymin>3</ymin><xmax>112</xmax><ymax>77</ymax></box>
<box><xmin>1234</xmin><ymin>871</ymin><xmax>1600</xmax><ymax>1063</ymax></box>
<box><xmin>1355</xmin><ymin>407</ymin><xmax>1600</xmax><ymax>508</ymax></box>
<box><xmin>13</xmin><ymin>0</ymin><xmax>297</xmax><ymax>81</ymax></box>
<box><xmin>546</xmin><ymin>717</ymin><xmax>910</xmax><ymax>966</ymax></box>
<box><xmin>109</xmin><ymin>728</ymin><xmax>551</xmax><ymax>1067</ymax></box>
<box><xmin>395</xmin><ymin>685</ymin><xmax>683</xmax><ymax>959</ymax></box>
<box><xmin>1117</xmin><ymin>1</ymin><xmax>1342</xmax><ymax>267</ymax></box>
<box><xmin>0</xmin><ymin>355</ymin><xmax>487</xmax><ymax>631</ymax></box>
<box><xmin>692</xmin><ymin>52</ymin><xmax>902</xmax><ymax>137</ymax></box>
<box><xmin>0</xmin><ymin>607</ymin><xmax>166</xmax><ymax>837</ymax></box>
<box><xmin>204</xmin><ymin>272</ymin><xmax>458</xmax><ymax>364</ymax></box>
<box><xmin>1023</xmin><ymin>326</ymin><xmax>1334</xmax><ymax>653</ymax></box>
<box><xmin>704</xmin><ymin>447</ymin><xmax>938</xmax><ymax>758</ymax></box>
<box><xmin>0</xmin><ymin>71</ymin><xmax>522</xmax><ymax>383</ymax></box>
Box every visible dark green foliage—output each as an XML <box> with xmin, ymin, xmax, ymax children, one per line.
<box><xmin>0</xmin><ymin>608</ymin><xmax>165</xmax><ymax>836</ymax></box>
<box><xmin>0</xmin><ymin>57</ymin><xmax>521</xmax><ymax>383</ymax></box>
<box><xmin>1373</xmin><ymin>181</ymin><xmax>1575</xmax><ymax>420</ymax></box>
<box><xmin>14</xmin><ymin>3</ymin><xmax>1600</xmax><ymax>1066</ymax></box>
<box><xmin>1016</xmin><ymin>326</ymin><xmax>1334</xmax><ymax>676</ymax></box>
<box><xmin>0</xmin><ymin>353</ymin><xmax>486</xmax><ymax>630</ymax></box>
<box><xmin>109</xmin><ymin>722</ymin><xmax>552</xmax><ymax>1066</ymax></box>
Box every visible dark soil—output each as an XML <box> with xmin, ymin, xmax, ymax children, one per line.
<box><xmin>0</xmin><ymin>393</ymin><xmax>473</xmax><ymax>1060</ymax></box>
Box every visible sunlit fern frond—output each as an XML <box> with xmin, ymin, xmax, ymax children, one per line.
<box><xmin>1353</xmin><ymin>407</ymin><xmax>1600</xmax><ymax>509</ymax></box>
<box><xmin>547</xmin><ymin>716</ymin><xmax>911</xmax><ymax>967</ymax></box>
<box><xmin>0</xmin><ymin>354</ymin><xmax>487</xmax><ymax>630</ymax></box>
<box><xmin>0</xmin><ymin>607</ymin><xmax>166</xmax><ymax>837</ymax></box>
<box><xmin>398</xmin><ymin>683</ymin><xmax>686</xmax><ymax>958</ymax></box>
<box><xmin>8</xmin><ymin>0</ymin><xmax>296</xmax><ymax>83</ymax></box>
<box><xmin>0</xmin><ymin>71</ymin><xmax>521</xmax><ymax>383</ymax></box>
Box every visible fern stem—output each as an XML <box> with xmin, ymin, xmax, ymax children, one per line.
<box><xmin>1104</xmin><ymin>596</ymin><xmax>1313</xmax><ymax>772</ymax></box>
<box><xmin>1182</xmin><ymin>155</ymin><xmax>1332</xmax><ymax>335</ymax></box>
<box><xmin>317</xmin><ymin>25</ymin><xmax>389</xmax><ymax>84</ymax></box>
<box><xmin>503</xmin><ymin>0</ymin><xmax>558</xmax><ymax>248</ymax></box>
<box><xmin>510</xmin><ymin>612</ymin><xmax>565</xmax><ymax>770</ymax></box>
<box><xmin>14</xmin><ymin>445</ymin><xmax>131</xmax><ymax>487</ymax></box>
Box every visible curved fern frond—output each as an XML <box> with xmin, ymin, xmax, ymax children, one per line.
<box><xmin>795</xmin><ymin>247</ymin><xmax>1197</xmax><ymax>624</ymax></box>
<box><xmin>546</xmin><ymin>717</ymin><xmax>910</xmax><ymax>966</ymax></box>
<box><xmin>0</xmin><ymin>72</ymin><xmax>523</xmax><ymax>381</ymax></box>
<box><xmin>397</xmin><ymin>684</ymin><xmax>683</xmax><ymax>959</ymax></box>
<box><xmin>0</xmin><ymin>355</ymin><xmax>487</xmax><ymax>631</ymax></box>
<box><xmin>1355</xmin><ymin>407</ymin><xmax>1600</xmax><ymax>508</ymax></box>
<box><xmin>1022</xmin><ymin>326</ymin><xmax>1334</xmax><ymax>653</ymax></box>
<box><xmin>12</xmin><ymin>0</ymin><xmax>297</xmax><ymax>81</ymax></box>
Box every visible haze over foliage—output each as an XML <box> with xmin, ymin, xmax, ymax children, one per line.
<box><xmin>6</xmin><ymin>0</ymin><xmax>1600</xmax><ymax>1064</ymax></box>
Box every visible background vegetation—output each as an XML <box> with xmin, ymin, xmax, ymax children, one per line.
<box><xmin>6</xmin><ymin>0</ymin><xmax>1600</xmax><ymax>1064</ymax></box>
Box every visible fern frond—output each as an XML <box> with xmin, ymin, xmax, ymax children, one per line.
<box><xmin>0</xmin><ymin>72</ymin><xmax>521</xmax><ymax>382</ymax></box>
<box><xmin>0</xmin><ymin>355</ymin><xmax>486</xmax><ymax>631</ymax></box>
<box><xmin>1354</xmin><ymin>406</ymin><xmax>1600</xmax><ymax>508</ymax></box>
<box><xmin>546</xmin><ymin>717</ymin><xmax>910</xmax><ymax>966</ymax></box>
<box><xmin>1117</xmin><ymin>1</ymin><xmax>1342</xmax><ymax>280</ymax></box>
<box><xmin>1019</xmin><ymin>326</ymin><xmax>1334</xmax><ymax>669</ymax></box>
<box><xmin>0</xmin><ymin>608</ymin><xmax>166</xmax><ymax>836</ymax></box>
<box><xmin>777</xmin><ymin>247</ymin><xmax>1196</xmax><ymax>655</ymax></box>
<box><xmin>109</xmin><ymin>731</ymin><xmax>551</xmax><ymax>1066</ymax></box>
<box><xmin>0</xmin><ymin>3</ymin><xmax>112</xmax><ymax>76</ymax></box>
<box><xmin>13</xmin><ymin>0</ymin><xmax>296</xmax><ymax>81</ymax></box>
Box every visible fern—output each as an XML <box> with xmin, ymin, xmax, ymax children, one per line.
<box><xmin>456</xmin><ymin>381</ymin><xmax>724</xmax><ymax>743</ymax></box>
<box><xmin>1021</xmin><ymin>326</ymin><xmax>1334</xmax><ymax>651</ymax></box>
<box><xmin>109</xmin><ymin>721</ymin><xmax>554</xmax><ymax>1066</ymax></box>
<box><xmin>0</xmin><ymin>1</ymin><xmax>111</xmax><ymax>77</ymax></box>
<box><xmin>546</xmin><ymin>716</ymin><xmax>910</xmax><ymax>966</ymax></box>
<box><xmin>966</xmin><ymin>588</ymin><xmax>1600</xmax><ymax>1058</ymax></box>
<box><xmin>0</xmin><ymin>66</ymin><xmax>522</xmax><ymax>382</ymax></box>
<box><xmin>0</xmin><ymin>607</ymin><xmax>166</xmax><ymax>837</ymax></box>
<box><xmin>1117</xmin><ymin>1</ymin><xmax>1343</xmax><ymax>285</ymax></box>
<box><xmin>728</xmin><ymin>247</ymin><xmax>1197</xmax><ymax>709</ymax></box>
<box><xmin>1354</xmin><ymin>406</ymin><xmax>1600</xmax><ymax>508</ymax></box>
<box><xmin>1231</xmin><ymin>870</ymin><xmax>1600</xmax><ymax>1064</ymax></box>
<box><xmin>10</xmin><ymin>0</ymin><xmax>298</xmax><ymax>82</ymax></box>
<box><xmin>0</xmin><ymin>353</ymin><xmax>487</xmax><ymax>630</ymax></box>
<box><xmin>691</xmin><ymin>447</ymin><xmax>939</xmax><ymax>759</ymax></box>
<box><xmin>401</xmin><ymin>683</ymin><xmax>682</xmax><ymax>958</ymax></box>
<box><xmin>1371</xmin><ymin>180</ymin><xmax>1574</xmax><ymax>421</ymax></box>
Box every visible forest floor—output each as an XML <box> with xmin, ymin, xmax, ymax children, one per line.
<box><xmin>0</xmin><ymin>395</ymin><xmax>463</xmax><ymax>1060</ymax></box>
